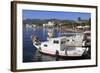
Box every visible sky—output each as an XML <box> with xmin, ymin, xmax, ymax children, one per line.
<box><xmin>23</xmin><ymin>10</ymin><xmax>91</xmax><ymax>20</ymax></box>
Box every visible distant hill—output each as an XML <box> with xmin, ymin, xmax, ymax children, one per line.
<box><xmin>23</xmin><ymin>19</ymin><xmax>75</xmax><ymax>25</ymax></box>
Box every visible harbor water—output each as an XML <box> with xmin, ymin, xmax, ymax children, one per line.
<box><xmin>23</xmin><ymin>27</ymin><xmax>90</xmax><ymax>63</ymax></box>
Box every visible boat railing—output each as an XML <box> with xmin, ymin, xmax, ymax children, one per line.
<box><xmin>31</xmin><ymin>35</ymin><xmax>41</xmax><ymax>45</ymax></box>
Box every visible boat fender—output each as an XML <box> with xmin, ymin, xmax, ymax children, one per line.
<box><xmin>82</xmin><ymin>40</ymin><xmax>86</xmax><ymax>47</ymax></box>
<box><xmin>55</xmin><ymin>50</ymin><xmax>59</xmax><ymax>56</ymax></box>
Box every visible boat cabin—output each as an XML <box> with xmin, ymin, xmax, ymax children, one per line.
<box><xmin>41</xmin><ymin>37</ymin><xmax>66</xmax><ymax>52</ymax></box>
<box><xmin>41</xmin><ymin>33</ymin><xmax>84</xmax><ymax>52</ymax></box>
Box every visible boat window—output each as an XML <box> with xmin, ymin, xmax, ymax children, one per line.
<box><xmin>67</xmin><ymin>39</ymin><xmax>69</xmax><ymax>42</ymax></box>
<box><xmin>53</xmin><ymin>40</ymin><xmax>59</xmax><ymax>44</ymax></box>
<box><xmin>61</xmin><ymin>41</ymin><xmax>66</xmax><ymax>44</ymax></box>
<box><xmin>44</xmin><ymin>44</ymin><xmax>47</xmax><ymax>47</ymax></box>
<box><xmin>86</xmin><ymin>33</ymin><xmax>90</xmax><ymax>36</ymax></box>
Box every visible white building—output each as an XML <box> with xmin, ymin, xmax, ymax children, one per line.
<box><xmin>43</xmin><ymin>21</ymin><xmax>55</xmax><ymax>27</ymax></box>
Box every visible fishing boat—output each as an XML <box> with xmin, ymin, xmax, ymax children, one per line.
<box><xmin>31</xmin><ymin>31</ymin><xmax>90</xmax><ymax>57</ymax></box>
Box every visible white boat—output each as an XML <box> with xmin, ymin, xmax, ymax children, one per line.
<box><xmin>31</xmin><ymin>32</ymin><xmax>90</xmax><ymax>57</ymax></box>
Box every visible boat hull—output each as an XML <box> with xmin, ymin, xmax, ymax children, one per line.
<box><xmin>37</xmin><ymin>47</ymin><xmax>88</xmax><ymax>58</ymax></box>
<box><xmin>38</xmin><ymin>49</ymin><xmax>89</xmax><ymax>60</ymax></box>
